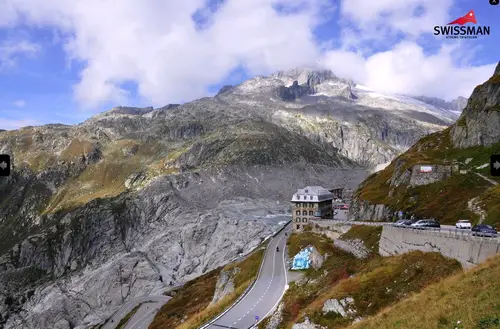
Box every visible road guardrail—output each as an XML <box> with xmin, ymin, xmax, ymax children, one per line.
<box><xmin>391</xmin><ymin>226</ymin><xmax>499</xmax><ymax>240</ymax></box>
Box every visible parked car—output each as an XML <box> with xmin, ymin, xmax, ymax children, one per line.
<box><xmin>455</xmin><ymin>220</ymin><xmax>472</xmax><ymax>229</ymax></box>
<box><xmin>392</xmin><ymin>220</ymin><xmax>404</xmax><ymax>227</ymax></box>
<box><xmin>410</xmin><ymin>220</ymin><xmax>441</xmax><ymax>229</ymax></box>
<box><xmin>400</xmin><ymin>219</ymin><xmax>417</xmax><ymax>227</ymax></box>
<box><xmin>471</xmin><ymin>224</ymin><xmax>497</xmax><ymax>237</ymax></box>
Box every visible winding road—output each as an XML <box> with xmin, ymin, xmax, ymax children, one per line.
<box><xmin>202</xmin><ymin>224</ymin><xmax>291</xmax><ymax>329</ymax></box>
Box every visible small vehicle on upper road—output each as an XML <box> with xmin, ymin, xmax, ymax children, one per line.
<box><xmin>276</xmin><ymin>246</ymin><xmax>279</xmax><ymax>252</ymax></box>
<box><xmin>394</xmin><ymin>219</ymin><xmax>417</xmax><ymax>228</ymax></box>
<box><xmin>410</xmin><ymin>220</ymin><xmax>441</xmax><ymax>229</ymax></box>
<box><xmin>455</xmin><ymin>219</ymin><xmax>472</xmax><ymax>229</ymax></box>
<box><xmin>471</xmin><ymin>224</ymin><xmax>497</xmax><ymax>237</ymax></box>
<box><xmin>392</xmin><ymin>219</ymin><xmax>406</xmax><ymax>227</ymax></box>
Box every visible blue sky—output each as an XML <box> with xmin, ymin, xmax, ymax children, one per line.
<box><xmin>0</xmin><ymin>0</ymin><xmax>498</xmax><ymax>129</ymax></box>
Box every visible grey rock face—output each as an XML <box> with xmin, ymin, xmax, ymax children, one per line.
<box><xmin>292</xmin><ymin>316</ymin><xmax>326</xmax><ymax>329</ymax></box>
<box><xmin>264</xmin><ymin>302</ymin><xmax>284</xmax><ymax>329</ymax></box>
<box><xmin>467</xmin><ymin>197</ymin><xmax>486</xmax><ymax>223</ymax></box>
<box><xmin>210</xmin><ymin>267</ymin><xmax>240</xmax><ymax>305</ymax></box>
<box><xmin>451</xmin><ymin>63</ymin><xmax>500</xmax><ymax>148</ymax></box>
<box><xmin>348</xmin><ymin>199</ymin><xmax>393</xmax><ymax>221</ymax></box>
<box><xmin>309</xmin><ymin>247</ymin><xmax>324</xmax><ymax>270</ymax></box>
<box><xmin>408</xmin><ymin>165</ymin><xmax>453</xmax><ymax>187</ymax></box>
<box><xmin>333</xmin><ymin>239</ymin><xmax>370</xmax><ymax>259</ymax></box>
<box><xmin>322</xmin><ymin>297</ymin><xmax>356</xmax><ymax>317</ymax></box>
<box><xmin>412</xmin><ymin>96</ymin><xmax>468</xmax><ymax>113</ymax></box>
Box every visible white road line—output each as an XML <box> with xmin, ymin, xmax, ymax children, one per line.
<box><xmin>255</xmin><ymin>229</ymin><xmax>290</xmax><ymax>327</ymax></box>
<box><xmin>126</xmin><ymin>302</ymin><xmax>161</xmax><ymax>329</ymax></box>
<box><xmin>232</xmin><ymin>229</ymin><xmax>286</xmax><ymax>326</ymax></box>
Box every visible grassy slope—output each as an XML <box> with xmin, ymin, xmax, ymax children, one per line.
<box><xmin>348</xmin><ymin>254</ymin><xmax>500</xmax><ymax>329</ymax></box>
<box><xmin>149</xmin><ymin>246</ymin><xmax>265</xmax><ymax>329</ymax></box>
<box><xmin>267</xmin><ymin>230</ymin><xmax>461</xmax><ymax>329</ymax></box>
<box><xmin>355</xmin><ymin>126</ymin><xmax>500</xmax><ymax>227</ymax></box>
<box><xmin>276</xmin><ymin>232</ymin><xmax>362</xmax><ymax>329</ymax></box>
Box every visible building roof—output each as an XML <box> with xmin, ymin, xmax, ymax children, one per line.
<box><xmin>291</xmin><ymin>186</ymin><xmax>333</xmax><ymax>202</ymax></box>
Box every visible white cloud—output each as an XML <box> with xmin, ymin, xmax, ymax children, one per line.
<box><xmin>0</xmin><ymin>0</ymin><xmax>329</xmax><ymax>108</ymax></box>
<box><xmin>0</xmin><ymin>0</ymin><xmax>495</xmax><ymax>109</ymax></box>
<box><xmin>322</xmin><ymin>41</ymin><xmax>495</xmax><ymax>100</ymax></box>
<box><xmin>340</xmin><ymin>0</ymin><xmax>453</xmax><ymax>46</ymax></box>
<box><xmin>12</xmin><ymin>100</ymin><xmax>26</xmax><ymax>107</ymax></box>
<box><xmin>0</xmin><ymin>118</ymin><xmax>39</xmax><ymax>130</ymax></box>
<box><xmin>0</xmin><ymin>40</ymin><xmax>39</xmax><ymax>69</ymax></box>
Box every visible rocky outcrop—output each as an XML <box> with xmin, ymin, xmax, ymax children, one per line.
<box><xmin>451</xmin><ymin>63</ymin><xmax>500</xmax><ymax>148</ymax></box>
<box><xmin>322</xmin><ymin>297</ymin><xmax>358</xmax><ymax>318</ymax></box>
<box><xmin>291</xmin><ymin>317</ymin><xmax>326</xmax><ymax>329</ymax></box>
<box><xmin>276</xmin><ymin>81</ymin><xmax>312</xmax><ymax>101</ymax></box>
<box><xmin>347</xmin><ymin>199</ymin><xmax>393</xmax><ymax>221</ymax></box>
<box><xmin>263</xmin><ymin>302</ymin><xmax>284</xmax><ymax>329</ymax></box>
<box><xmin>408</xmin><ymin>164</ymin><xmax>453</xmax><ymax>187</ymax></box>
<box><xmin>412</xmin><ymin>96</ymin><xmax>468</xmax><ymax>112</ymax></box>
<box><xmin>309</xmin><ymin>247</ymin><xmax>324</xmax><ymax>270</ymax></box>
<box><xmin>467</xmin><ymin>197</ymin><xmax>486</xmax><ymax>223</ymax></box>
<box><xmin>333</xmin><ymin>239</ymin><xmax>370</xmax><ymax>259</ymax></box>
<box><xmin>210</xmin><ymin>267</ymin><xmax>240</xmax><ymax>305</ymax></box>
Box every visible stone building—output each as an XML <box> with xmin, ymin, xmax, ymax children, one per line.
<box><xmin>330</xmin><ymin>188</ymin><xmax>343</xmax><ymax>199</ymax></box>
<box><xmin>291</xmin><ymin>186</ymin><xmax>334</xmax><ymax>231</ymax></box>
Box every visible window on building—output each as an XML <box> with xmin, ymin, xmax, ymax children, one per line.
<box><xmin>309</xmin><ymin>211</ymin><xmax>313</xmax><ymax>216</ymax></box>
<box><xmin>303</xmin><ymin>218</ymin><xmax>307</xmax><ymax>222</ymax></box>
<box><xmin>302</xmin><ymin>211</ymin><xmax>307</xmax><ymax>215</ymax></box>
<box><xmin>296</xmin><ymin>210</ymin><xmax>300</xmax><ymax>215</ymax></box>
<box><xmin>296</xmin><ymin>224</ymin><xmax>300</xmax><ymax>229</ymax></box>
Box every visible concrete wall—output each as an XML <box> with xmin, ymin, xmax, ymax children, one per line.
<box><xmin>379</xmin><ymin>226</ymin><xmax>500</xmax><ymax>268</ymax></box>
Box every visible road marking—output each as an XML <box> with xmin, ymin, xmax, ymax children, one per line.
<box><xmin>125</xmin><ymin>302</ymin><xmax>163</xmax><ymax>329</ymax></box>
<box><xmin>208</xmin><ymin>225</ymin><xmax>291</xmax><ymax>329</ymax></box>
<box><xmin>231</xmin><ymin>228</ymin><xmax>289</xmax><ymax>327</ymax></box>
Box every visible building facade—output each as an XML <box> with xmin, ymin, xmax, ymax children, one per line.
<box><xmin>330</xmin><ymin>188</ymin><xmax>343</xmax><ymax>199</ymax></box>
<box><xmin>291</xmin><ymin>186</ymin><xmax>334</xmax><ymax>231</ymax></box>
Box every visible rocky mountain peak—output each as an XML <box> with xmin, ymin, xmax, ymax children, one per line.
<box><xmin>494</xmin><ymin>62</ymin><xmax>500</xmax><ymax>76</ymax></box>
<box><xmin>271</xmin><ymin>68</ymin><xmax>355</xmax><ymax>101</ymax></box>
<box><xmin>216</xmin><ymin>85</ymin><xmax>234</xmax><ymax>96</ymax></box>
<box><xmin>272</xmin><ymin>68</ymin><xmax>354</xmax><ymax>87</ymax></box>
<box><xmin>92</xmin><ymin>106</ymin><xmax>154</xmax><ymax>119</ymax></box>
<box><xmin>451</xmin><ymin>61</ymin><xmax>500</xmax><ymax>148</ymax></box>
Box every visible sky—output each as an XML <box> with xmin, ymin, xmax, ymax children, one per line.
<box><xmin>0</xmin><ymin>0</ymin><xmax>498</xmax><ymax>130</ymax></box>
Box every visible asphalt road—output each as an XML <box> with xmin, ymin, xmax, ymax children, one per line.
<box><xmin>102</xmin><ymin>296</ymin><xmax>171</xmax><ymax>329</ymax></box>
<box><xmin>205</xmin><ymin>224</ymin><xmax>291</xmax><ymax>329</ymax></box>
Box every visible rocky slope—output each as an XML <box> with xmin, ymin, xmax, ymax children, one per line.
<box><xmin>218</xmin><ymin>68</ymin><xmax>462</xmax><ymax>166</ymax></box>
<box><xmin>349</xmin><ymin>62</ymin><xmax>500</xmax><ymax>226</ymax></box>
<box><xmin>411</xmin><ymin>95</ymin><xmax>468</xmax><ymax>114</ymax></box>
<box><xmin>0</xmin><ymin>67</ymin><xmax>464</xmax><ymax>329</ymax></box>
